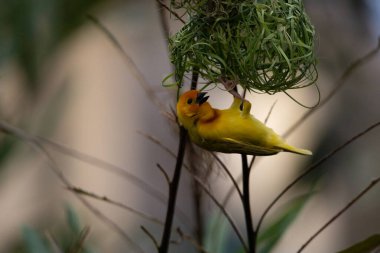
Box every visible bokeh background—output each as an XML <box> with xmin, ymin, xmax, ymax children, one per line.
<box><xmin>0</xmin><ymin>0</ymin><xmax>379</xmax><ymax>252</ymax></box>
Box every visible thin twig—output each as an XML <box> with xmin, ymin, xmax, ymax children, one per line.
<box><xmin>155</xmin><ymin>0</ymin><xmax>171</xmax><ymax>40</ymax></box>
<box><xmin>69</xmin><ymin>227</ymin><xmax>90</xmax><ymax>253</ymax></box>
<box><xmin>137</xmin><ymin>131</ymin><xmax>177</xmax><ymax>159</ymax></box>
<box><xmin>191</xmin><ymin>174</ymin><xmax>248</xmax><ymax>252</ymax></box>
<box><xmin>176</xmin><ymin>227</ymin><xmax>210</xmax><ymax>253</ymax></box>
<box><xmin>44</xmin><ymin>232</ymin><xmax>63</xmax><ymax>253</ymax></box>
<box><xmin>210</xmin><ymin>152</ymin><xmax>242</xmax><ymax>198</ymax></box>
<box><xmin>158</xmin><ymin>127</ymin><xmax>187</xmax><ymax>253</ymax></box>
<box><xmin>255</xmin><ymin>121</ymin><xmax>380</xmax><ymax>238</ymax></box>
<box><xmin>297</xmin><ymin>177</ymin><xmax>380</xmax><ymax>253</ymax></box>
<box><xmin>67</xmin><ymin>186</ymin><xmax>164</xmax><ymax>225</ymax></box>
<box><xmin>157</xmin><ymin>163</ymin><xmax>171</xmax><ymax>187</ymax></box>
<box><xmin>86</xmin><ymin>15</ymin><xmax>166</xmax><ymax>111</ymax></box>
<box><xmin>264</xmin><ymin>100</ymin><xmax>278</xmax><ymax>124</ymax></box>
<box><xmin>141</xmin><ymin>226</ymin><xmax>160</xmax><ymax>250</ymax></box>
<box><xmin>248</xmin><ymin>156</ymin><xmax>257</xmax><ymax>171</ymax></box>
<box><xmin>136</xmin><ymin>131</ymin><xmax>194</xmax><ymax>229</ymax></box>
<box><xmin>0</xmin><ymin>121</ymin><xmax>145</xmax><ymax>253</ymax></box>
<box><xmin>38</xmin><ymin>137</ymin><xmax>167</xmax><ymax>207</ymax></box>
<box><xmin>188</xmin><ymin>144</ymin><xmax>205</xmax><ymax>246</ymax></box>
<box><xmin>284</xmin><ymin>38</ymin><xmax>380</xmax><ymax>138</ymax></box>
<box><xmin>155</xmin><ymin>0</ymin><xmax>186</xmax><ymax>24</ymax></box>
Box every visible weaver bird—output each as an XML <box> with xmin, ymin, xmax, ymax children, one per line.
<box><xmin>176</xmin><ymin>90</ymin><xmax>312</xmax><ymax>156</ymax></box>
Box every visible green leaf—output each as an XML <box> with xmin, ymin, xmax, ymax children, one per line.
<box><xmin>204</xmin><ymin>212</ymin><xmax>229</xmax><ymax>253</ymax></box>
<box><xmin>22</xmin><ymin>226</ymin><xmax>50</xmax><ymax>253</ymax></box>
<box><xmin>161</xmin><ymin>73</ymin><xmax>178</xmax><ymax>87</ymax></box>
<box><xmin>258</xmin><ymin>192</ymin><xmax>314</xmax><ymax>253</ymax></box>
<box><xmin>66</xmin><ymin>205</ymin><xmax>82</xmax><ymax>234</ymax></box>
<box><xmin>336</xmin><ymin>234</ymin><xmax>380</xmax><ymax>253</ymax></box>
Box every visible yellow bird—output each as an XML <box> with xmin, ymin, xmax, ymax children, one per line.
<box><xmin>176</xmin><ymin>90</ymin><xmax>312</xmax><ymax>156</ymax></box>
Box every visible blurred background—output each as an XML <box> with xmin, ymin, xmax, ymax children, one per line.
<box><xmin>0</xmin><ymin>0</ymin><xmax>379</xmax><ymax>252</ymax></box>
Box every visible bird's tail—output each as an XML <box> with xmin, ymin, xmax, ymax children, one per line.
<box><xmin>278</xmin><ymin>143</ymin><xmax>312</xmax><ymax>156</ymax></box>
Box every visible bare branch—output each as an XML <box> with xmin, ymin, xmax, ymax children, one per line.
<box><xmin>137</xmin><ymin>131</ymin><xmax>177</xmax><ymax>158</ymax></box>
<box><xmin>0</xmin><ymin>121</ymin><xmax>145</xmax><ymax>253</ymax></box>
<box><xmin>176</xmin><ymin>227</ymin><xmax>210</xmax><ymax>253</ymax></box>
<box><xmin>38</xmin><ymin>136</ymin><xmax>167</xmax><ymax>206</ymax></box>
<box><xmin>297</xmin><ymin>177</ymin><xmax>380</xmax><ymax>253</ymax></box>
<box><xmin>192</xmin><ymin>175</ymin><xmax>248</xmax><ymax>251</ymax></box>
<box><xmin>86</xmin><ymin>15</ymin><xmax>166</xmax><ymax>112</ymax></box>
<box><xmin>157</xmin><ymin>163</ymin><xmax>171</xmax><ymax>187</ymax></box>
<box><xmin>264</xmin><ymin>100</ymin><xmax>278</xmax><ymax>124</ymax></box>
<box><xmin>69</xmin><ymin>227</ymin><xmax>90</xmax><ymax>253</ymax></box>
<box><xmin>158</xmin><ymin>127</ymin><xmax>187</xmax><ymax>253</ymax></box>
<box><xmin>141</xmin><ymin>226</ymin><xmax>160</xmax><ymax>250</ymax></box>
<box><xmin>284</xmin><ymin>38</ymin><xmax>380</xmax><ymax>138</ymax></box>
<box><xmin>241</xmin><ymin>154</ymin><xmax>255</xmax><ymax>252</ymax></box>
<box><xmin>210</xmin><ymin>152</ymin><xmax>242</xmax><ymax>198</ymax></box>
<box><xmin>67</xmin><ymin>186</ymin><xmax>164</xmax><ymax>225</ymax></box>
<box><xmin>256</xmin><ymin>121</ymin><xmax>380</xmax><ymax>236</ymax></box>
<box><xmin>155</xmin><ymin>0</ymin><xmax>186</xmax><ymax>24</ymax></box>
<box><xmin>136</xmin><ymin>132</ymin><xmax>194</xmax><ymax>230</ymax></box>
<box><xmin>156</xmin><ymin>0</ymin><xmax>170</xmax><ymax>40</ymax></box>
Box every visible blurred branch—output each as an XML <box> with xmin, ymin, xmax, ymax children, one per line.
<box><xmin>155</xmin><ymin>0</ymin><xmax>186</xmax><ymax>24</ymax></box>
<box><xmin>187</xmin><ymin>144</ymin><xmax>205</xmax><ymax>247</ymax></box>
<box><xmin>38</xmin><ymin>137</ymin><xmax>168</xmax><ymax>209</ymax></box>
<box><xmin>256</xmin><ymin>121</ymin><xmax>380</xmax><ymax>238</ymax></box>
<box><xmin>86</xmin><ymin>15</ymin><xmax>166</xmax><ymax>112</ymax></box>
<box><xmin>67</xmin><ymin>186</ymin><xmax>164</xmax><ymax>225</ymax></box>
<box><xmin>137</xmin><ymin>131</ymin><xmax>177</xmax><ymax>159</ymax></box>
<box><xmin>141</xmin><ymin>226</ymin><xmax>160</xmax><ymax>251</ymax></box>
<box><xmin>0</xmin><ymin>121</ymin><xmax>145</xmax><ymax>253</ymax></box>
<box><xmin>297</xmin><ymin>176</ymin><xmax>380</xmax><ymax>253</ymax></box>
<box><xmin>175</xmin><ymin>227</ymin><xmax>210</xmax><ymax>253</ymax></box>
<box><xmin>68</xmin><ymin>227</ymin><xmax>90</xmax><ymax>253</ymax></box>
<box><xmin>44</xmin><ymin>232</ymin><xmax>63</xmax><ymax>253</ymax></box>
<box><xmin>264</xmin><ymin>100</ymin><xmax>278</xmax><ymax>125</ymax></box>
<box><xmin>156</xmin><ymin>0</ymin><xmax>170</xmax><ymax>39</ymax></box>
<box><xmin>210</xmin><ymin>152</ymin><xmax>242</xmax><ymax>198</ymax></box>
<box><xmin>191</xmin><ymin>174</ymin><xmax>248</xmax><ymax>252</ymax></box>
<box><xmin>284</xmin><ymin>38</ymin><xmax>380</xmax><ymax>138</ymax></box>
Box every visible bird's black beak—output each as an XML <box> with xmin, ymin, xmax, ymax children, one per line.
<box><xmin>196</xmin><ymin>92</ymin><xmax>209</xmax><ymax>105</ymax></box>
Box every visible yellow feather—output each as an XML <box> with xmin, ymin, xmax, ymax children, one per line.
<box><xmin>177</xmin><ymin>90</ymin><xmax>312</xmax><ymax>156</ymax></box>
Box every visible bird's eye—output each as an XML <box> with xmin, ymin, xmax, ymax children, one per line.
<box><xmin>187</xmin><ymin>98</ymin><xmax>193</xmax><ymax>104</ymax></box>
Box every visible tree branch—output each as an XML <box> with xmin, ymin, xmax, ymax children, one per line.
<box><xmin>284</xmin><ymin>38</ymin><xmax>380</xmax><ymax>138</ymax></box>
<box><xmin>158</xmin><ymin>127</ymin><xmax>187</xmax><ymax>253</ymax></box>
<box><xmin>297</xmin><ymin>177</ymin><xmax>380</xmax><ymax>253</ymax></box>
<box><xmin>256</xmin><ymin>121</ymin><xmax>380</xmax><ymax>238</ymax></box>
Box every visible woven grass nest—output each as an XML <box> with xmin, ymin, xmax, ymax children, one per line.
<box><xmin>169</xmin><ymin>0</ymin><xmax>317</xmax><ymax>94</ymax></box>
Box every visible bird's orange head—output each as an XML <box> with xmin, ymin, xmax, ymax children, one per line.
<box><xmin>176</xmin><ymin>90</ymin><xmax>210</xmax><ymax>129</ymax></box>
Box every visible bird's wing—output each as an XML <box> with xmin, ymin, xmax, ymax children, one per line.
<box><xmin>214</xmin><ymin>137</ymin><xmax>281</xmax><ymax>156</ymax></box>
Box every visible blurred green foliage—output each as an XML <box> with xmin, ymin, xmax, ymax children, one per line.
<box><xmin>0</xmin><ymin>0</ymin><xmax>105</xmax><ymax>93</ymax></box>
<box><xmin>0</xmin><ymin>0</ymin><xmax>106</xmax><ymax>171</ymax></box>
<box><xmin>337</xmin><ymin>234</ymin><xmax>380</xmax><ymax>253</ymax></box>
<box><xmin>257</xmin><ymin>192</ymin><xmax>313</xmax><ymax>253</ymax></box>
<box><xmin>11</xmin><ymin>206</ymin><xmax>94</xmax><ymax>253</ymax></box>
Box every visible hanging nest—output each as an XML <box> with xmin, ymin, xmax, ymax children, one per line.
<box><xmin>169</xmin><ymin>0</ymin><xmax>317</xmax><ymax>94</ymax></box>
